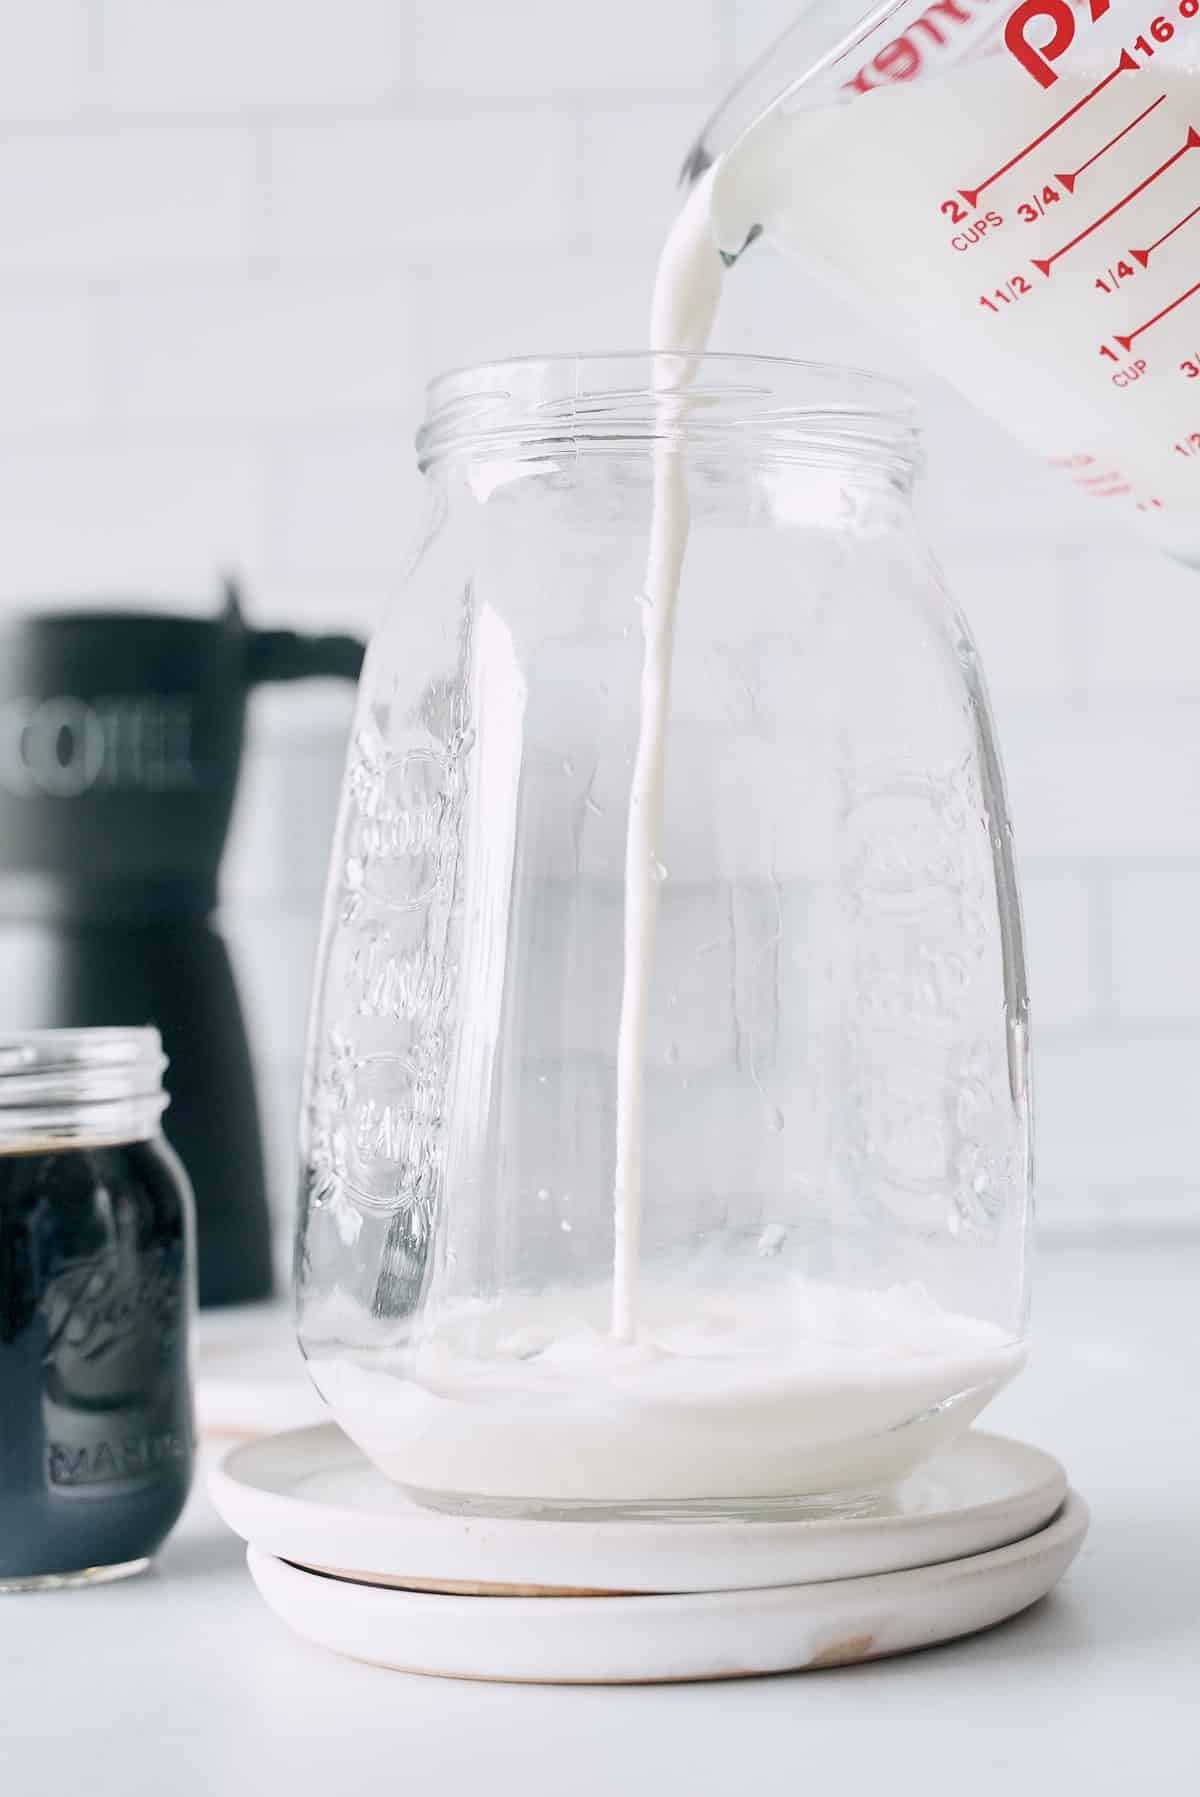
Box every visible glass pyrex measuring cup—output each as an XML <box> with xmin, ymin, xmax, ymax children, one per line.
<box><xmin>684</xmin><ymin>0</ymin><xmax>1200</xmax><ymax>561</ymax></box>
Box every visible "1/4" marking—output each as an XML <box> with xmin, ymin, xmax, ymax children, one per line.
<box><xmin>1096</xmin><ymin>260</ymin><xmax>1139</xmax><ymax>295</ymax></box>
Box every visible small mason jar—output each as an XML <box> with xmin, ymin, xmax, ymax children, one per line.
<box><xmin>0</xmin><ymin>1029</ymin><xmax>194</xmax><ymax>1588</ymax></box>
<box><xmin>297</xmin><ymin>354</ymin><xmax>1032</xmax><ymax>1519</ymax></box>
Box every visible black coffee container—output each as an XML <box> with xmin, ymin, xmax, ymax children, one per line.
<box><xmin>0</xmin><ymin>586</ymin><xmax>363</xmax><ymax>1307</ymax></box>
<box><xmin>0</xmin><ymin>1029</ymin><xmax>193</xmax><ymax>1589</ymax></box>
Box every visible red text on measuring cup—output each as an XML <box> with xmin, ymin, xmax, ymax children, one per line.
<box><xmin>1005</xmin><ymin>0</ymin><xmax>1113</xmax><ymax>89</ymax></box>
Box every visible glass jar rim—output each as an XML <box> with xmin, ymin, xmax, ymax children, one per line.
<box><xmin>417</xmin><ymin>351</ymin><xmax>921</xmax><ymax>476</ymax></box>
<box><xmin>0</xmin><ymin>1027</ymin><xmax>168</xmax><ymax>1147</ymax></box>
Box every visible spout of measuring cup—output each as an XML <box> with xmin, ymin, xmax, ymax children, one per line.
<box><xmin>703</xmin><ymin>109</ymin><xmax>794</xmax><ymax>266</ymax></box>
<box><xmin>677</xmin><ymin>136</ymin><xmax>761</xmax><ymax>266</ymax></box>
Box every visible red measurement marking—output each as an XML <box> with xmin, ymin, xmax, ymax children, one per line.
<box><xmin>1072</xmin><ymin>467</ymin><xmax>1134</xmax><ymax>496</ymax></box>
<box><xmin>1115</xmin><ymin>280</ymin><xmax>1200</xmax><ymax>351</ymax></box>
<box><xmin>1055</xmin><ymin>94</ymin><xmax>1167</xmax><ymax>194</ymax></box>
<box><xmin>1033</xmin><ymin>128</ymin><xmax>1200</xmax><ymax>276</ymax></box>
<box><xmin>958</xmin><ymin>51</ymin><xmax>1135</xmax><ymax>207</ymax></box>
<box><xmin>1076</xmin><ymin>470</ymin><xmax>1128</xmax><ymax>489</ymax></box>
<box><xmin>1132</xmin><ymin>200</ymin><xmax>1200</xmax><ymax>268</ymax></box>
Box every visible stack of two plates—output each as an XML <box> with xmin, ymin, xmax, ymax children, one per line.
<box><xmin>210</xmin><ymin>1426</ymin><xmax>1087</xmax><ymax>1684</ymax></box>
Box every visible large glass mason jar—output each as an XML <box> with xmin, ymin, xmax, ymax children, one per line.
<box><xmin>296</xmin><ymin>353</ymin><xmax>1031</xmax><ymax>1519</ymax></box>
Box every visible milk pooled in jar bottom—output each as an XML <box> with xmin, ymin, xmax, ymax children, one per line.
<box><xmin>307</xmin><ymin>1280</ymin><xmax>1025</xmax><ymax>1505</ymax></box>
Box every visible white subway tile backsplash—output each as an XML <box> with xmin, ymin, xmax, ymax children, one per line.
<box><xmin>97</xmin><ymin>0</ymin><xmax>406</xmax><ymax>113</ymax></box>
<box><xmin>1110</xmin><ymin>872</ymin><xmax>1200</xmax><ymax>1021</ymax></box>
<box><xmin>271</xmin><ymin>428</ymin><xmax>422</xmax><ymax>577</ymax></box>
<box><xmin>112</xmin><ymin>276</ymin><xmax>418</xmax><ymax>423</ymax></box>
<box><xmin>575</xmin><ymin>101</ymin><xmax>705</xmax><ymax>248</ymax></box>
<box><xmin>919</xmin><ymin>411</ymin><xmax>1083</xmax><ymax>544</ymax></box>
<box><xmin>0</xmin><ymin>297</ymin><xmax>97</xmax><ymax>431</ymax></box>
<box><xmin>1023</xmin><ymin>875</ymin><xmax>1097</xmax><ymax>1030</ymax></box>
<box><xmin>410</xmin><ymin>0</ymin><xmax>723</xmax><ymax>92</ymax></box>
<box><xmin>1035</xmin><ymin>1177</ymin><xmax>1200</xmax><ymax>1240</ymax></box>
<box><xmin>424</xmin><ymin>254</ymin><xmax>654</xmax><ymax>369</ymax></box>
<box><xmin>1002</xmin><ymin>707</ymin><xmax>1200</xmax><ymax>863</ymax></box>
<box><xmin>0</xmin><ymin>442</ymin><xmax>266</xmax><ymax>599</ymax></box>
<box><xmin>724</xmin><ymin>0</ymin><xmax>805</xmax><ymax>66</ymax></box>
<box><xmin>0</xmin><ymin>128</ymin><xmax>252</xmax><ymax>275</ymax></box>
<box><xmin>726</xmin><ymin>249</ymin><xmax>916</xmax><ymax>373</ymax></box>
<box><xmin>0</xmin><ymin>0</ymin><xmax>86</xmax><ymax>122</ymax></box>
<box><xmin>1079</xmin><ymin>547</ymin><xmax>1200</xmax><ymax>692</ymax></box>
<box><xmin>267</xmin><ymin>113</ymin><xmax>568</xmax><ymax>259</ymax></box>
<box><xmin>941</xmin><ymin>547</ymin><xmax>1073</xmax><ymax>701</ymax></box>
<box><xmin>1037</xmin><ymin>1032</ymin><xmax>1200</xmax><ymax>1187</ymax></box>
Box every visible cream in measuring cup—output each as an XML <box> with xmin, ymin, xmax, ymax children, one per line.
<box><xmin>692</xmin><ymin>0</ymin><xmax>1200</xmax><ymax>559</ymax></box>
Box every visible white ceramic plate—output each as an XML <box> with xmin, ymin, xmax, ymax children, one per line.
<box><xmin>212</xmin><ymin>1424</ymin><xmax>1068</xmax><ymax>1595</ymax></box>
<box><xmin>245</xmin><ymin>1489</ymin><xmax>1088</xmax><ymax>1683</ymax></box>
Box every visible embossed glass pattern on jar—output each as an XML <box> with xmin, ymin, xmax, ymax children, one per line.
<box><xmin>296</xmin><ymin>354</ymin><xmax>1032</xmax><ymax>1520</ymax></box>
<box><xmin>0</xmin><ymin>1029</ymin><xmax>194</xmax><ymax>1589</ymax></box>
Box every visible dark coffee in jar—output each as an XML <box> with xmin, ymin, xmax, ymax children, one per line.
<box><xmin>0</xmin><ymin>1030</ymin><xmax>194</xmax><ymax>1590</ymax></box>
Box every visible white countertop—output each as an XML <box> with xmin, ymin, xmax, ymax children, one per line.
<box><xmin>4</xmin><ymin>1241</ymin><xmax>1198</xmax><ymax>1797</ymax></box>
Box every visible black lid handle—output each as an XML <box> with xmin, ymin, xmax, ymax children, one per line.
<box><xmin>244</xmin><ymin>627</ymin><xmax>365</xmax><ymax>686</ymax></box>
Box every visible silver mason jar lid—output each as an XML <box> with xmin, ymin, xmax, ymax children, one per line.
<box><xmin>0</xmin><ymin>1027</ymin><xmax>169</xmax><ymax>1147</ymax></box>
